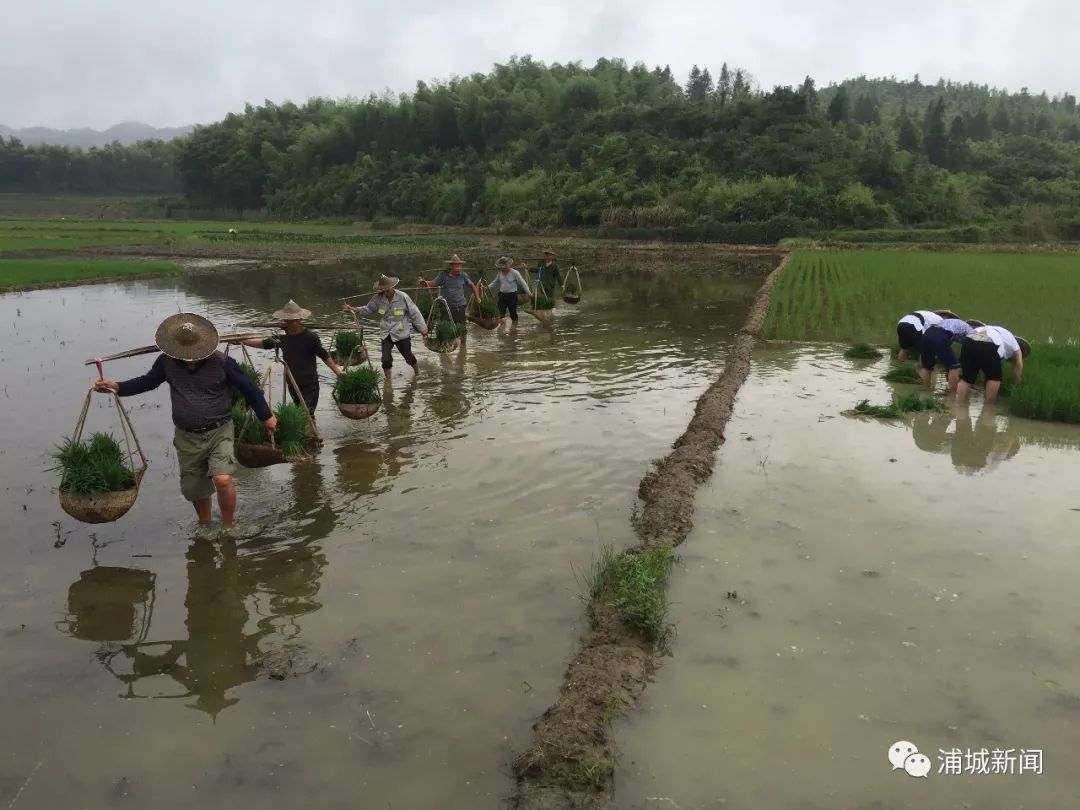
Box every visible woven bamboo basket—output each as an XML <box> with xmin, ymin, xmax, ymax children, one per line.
<box><xmin>58</xmin><ymin>386</ymin><xmax>148</xmax><ymax>525</ymax></box>
<box><xmin>60</xmin><ymin>470</ymin><xmax>145</xmax><ymax>524</ymax></box>
<box><xmin>333</xmin><ymin>391</ymin><xmax>381</xmax><ymax>420</ymax></box>
<box><xmin>562</xmin><ymin>265</ymin><xmax>583</xmax><ymax>304</ymax></box>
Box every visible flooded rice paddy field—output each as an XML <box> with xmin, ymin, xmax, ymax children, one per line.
<box><xmin>615</xmin><ymin>345</ymin><xmax>1080</xmax><ymax>810</ymax></box>
<box><xmin>0</xmin><ymin>258</ymin><xmax>763</xmax><ymax>809</ymax></box>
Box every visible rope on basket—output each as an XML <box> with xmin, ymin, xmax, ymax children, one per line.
<box><xmin>565</xmin><ymin>265</ymin><xmax>583</xmax><ymax>297</ymax></box>
<box><xmin>67</xmin><ymin>360</ymin><xmax>148</xmax><ymax>489</ymax></box>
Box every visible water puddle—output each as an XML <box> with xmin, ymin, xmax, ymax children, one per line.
<box><xmin>0</xmin><ymin>259</ymin><xmax>761</xmax><ymax>808</ymax></box>
<box><xmin>615</xmin><ymin>344</ymin><xmax>1080</xmax><ymax>809</ymax></box>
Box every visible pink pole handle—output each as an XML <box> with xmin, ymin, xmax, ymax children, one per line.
<box><xmin>95</xmin><ymin>358</ymin><xmax>104</xmax><ymax>381</ymax></box>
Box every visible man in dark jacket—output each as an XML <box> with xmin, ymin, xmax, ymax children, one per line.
<box><xmin>95</xmin><ymin>313</ymin><xmax>276</xmax><ymax>532</ymax></box>
<box><xmin>242</xmin><ymin>299</ymin><xmax>344</xmax><ymax>414</ymax></box>
<box><xmin>533</xmin><ymin>249</ymin><xmax>563</xmax><ymax>298</ymax></box>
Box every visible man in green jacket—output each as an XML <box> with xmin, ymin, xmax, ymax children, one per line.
<box><xmin>533</xmin><ymin>249</ymin><xmax>562</xmax><ymax>298</ymax></box>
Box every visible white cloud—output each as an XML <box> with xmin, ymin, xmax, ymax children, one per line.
<box><xmin>2</xmin><ymin>0</ymin><xmax>1077</xmax><ymax>128</ymax></box>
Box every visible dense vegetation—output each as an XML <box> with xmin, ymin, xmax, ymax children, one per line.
<box><xmin>4</xmin><ymin>58</ymin><xmax>1080</xmax><ymax>239</ymax></box>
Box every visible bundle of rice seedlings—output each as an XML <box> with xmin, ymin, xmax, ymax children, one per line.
<box><xmin>845</xmin><ymin>343</ymin><xmax>883</xmax><ymax>360</ymax></box>
<box><xmin>333</xmin><ymin>330</ymin><xmax>361</xmax><ymax>360</ymax></box>
<box><xmin>534</xmin><ymin>291</ymin><xmax>556</xmax><ymax>310</ymax></box>
<box><xmin>453</xmin><ymin>323</ymin><xmax>467</xmax><ymax>338</ymax></box>
<box><xmin>853</xmin><ymin>393</ymin><xmax>946</xmax><ymax>419</ymax></box>
<box><xmin>334</xmin><ymin>366</ymin><xmax>382</xmax><ymax>405</ymax></box>
<box><xmin>55</xmin><ymin>432</ymin><xmax>136</xmax><ymax>496</ymax></box>
<box><xmin>416</xmin><ymin>298</ymin><xmax>434</xmax><ymax>320</ymax></box>
<box><xmin>232</xmin><ymin>401</ymin><xmax>311</xmax><ymax>459</ymax></box>
<box><xmin>883</xmin><ymin>364</ymin><xmax>922</xmax><ymax>383</ymax></box>
<box><xmin>474</xmin><ymin>297</ymin><xmax>500</xmax><ymax>318</ymax></box>
<box><xmin>433</xmin><ymin>320</ymin><xmax>458</xmax><ymax>345</ymax></box>
<box><xmin>232</xmin><ymin>362</ymin><xmax>263</xmax><ymax>406</ymax></box>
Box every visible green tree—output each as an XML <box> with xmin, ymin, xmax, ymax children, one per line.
<box><xmin>827</xmin><ymin>87</ymin><xmax>850</xmax><ymax>124</ymax></box>
<box><xmin>853</xmin><ymin>94</ymin><xmax>880</xmax><ymax>125</ymax></box>
<box><xmin>923</xmin><ymin>98</ymin><xmax>948</xmax><ymax>166</ymax></box>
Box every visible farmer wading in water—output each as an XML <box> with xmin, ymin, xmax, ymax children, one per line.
<box><xmin>418</xmin><ymin>254</ymin><xmax>480</xmax><ymax>342</ymax></box>
<box><xmin>533</xmin><ymin>249</ymin><xmax>563</xmax><ymax>298</ymax></box>
<box><xmin>342</xmin><ymin>275</ymin><xmax>428</xmax><ymax>379</ymax></box>
<box><xmin>94</xmin><ymin>314</ymin><xmax>276</xmax><ymax>533</ymax></box>
<box><xmin>242</xmin><ymin>299</ymin><xmax>344</xmax><ymax>415</ymax></box>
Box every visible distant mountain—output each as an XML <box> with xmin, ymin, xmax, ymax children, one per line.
<box><xmin>0</xmin><ymin>121</ymin><xmax>194</xmax><ymax>148</ymax></box>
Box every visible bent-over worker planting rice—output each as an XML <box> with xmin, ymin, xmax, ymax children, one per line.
<box><xmin>895</xmin><ymin>309</ymin><xmax>944</xmax><ymax>362</ymax></box>
<box><xmin>918</xmin><ymin>317</ymin><xmax>973</xmax><ymax>392</ymax></box>
<box><xmin>956</xmin><ymin>324</ymin><xmax>1029</xmax><ymax>405</ymax></box>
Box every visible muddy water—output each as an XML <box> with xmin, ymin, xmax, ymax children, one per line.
<box><xmin>0</xmin><ymin>260</ymin><xmax>760</xmax><ymax>809</ymax></box>
<box><xmin>615</xmin><ymin>345</ymin><xmax>1080</xmax><ymax>810</ymax></box>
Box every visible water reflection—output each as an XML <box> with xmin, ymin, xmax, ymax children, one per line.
<box><xmin>910</xmin><ymin>407</ymin><xmax>1023</xmax><ymax>474</ymax></box>
<box><xmin>58</xmin><ymin>534</ymin><xmax>327</xmax><ymax>717</ymax></box>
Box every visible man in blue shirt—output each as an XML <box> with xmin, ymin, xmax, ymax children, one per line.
<box><xmin>95</xmin><ymin>313</ymin><xmax>275</xmax><ymax>533</ymax></box>
<box><xmin>919</xmin><ymin>317</ymin><xmax>974</xmax><ymax>392</ymax></box>
<box><xmin>419</xmin><ymin>254</ymin><xmax>480</xmax><ymax>341</ymax></box>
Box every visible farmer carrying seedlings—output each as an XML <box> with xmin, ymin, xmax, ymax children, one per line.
<box><xmin>418</xmin><ymin>254</ymin><xmax>480</xmax><ymax>339</ymax></box>
<box><xmin>94</xmin><ymin>314</ymin><xmax>276</xmax><ymax>533</ymax></box>
<box><xmin>956</xmin><ymin>324</ymin><xmax>1029</xmax><ymax>405</ymax></box>
<box><xmin>533</xmin><ymin>249</ymin><xmax>563</xmax><ymax>298</ymax></box>
<box><xmin>342</xmin><ymin>275</ymin><xmax>428</xmax><ymax>379</ymax></box>
<box><xmin>895</xmin><ymin>309</ymin><xmax>944</xmax><ymax>362</ymax></box>
<box><xmin>241</xmin><ymin>300</ymin><xmax>344</xmax><ymax>415</ymax></box>
<box><xmin>918</xmin><ymin>317</ymin><xmax>974</xmax><ymax>392</ymax></box>
<box><xmin>486</xmin><ymin>256</ymin><xmax>531</xmax><ymax>323</ymax></box>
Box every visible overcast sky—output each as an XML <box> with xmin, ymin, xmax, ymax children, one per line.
<box><xmin>3</xmin><ymin>0</ymin><xmax>1078</xmax><ymax>129</ymax></box>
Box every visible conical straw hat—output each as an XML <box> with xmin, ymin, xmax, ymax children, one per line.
<box><xmin>273</xmin><ymin>300</ymin><xmax>311</xmax><ymax>320</ymax></box>
<box><xmin>155</xmin><ymin>313</ymin><xmax>218</xmax><ymax>361</ymax></box>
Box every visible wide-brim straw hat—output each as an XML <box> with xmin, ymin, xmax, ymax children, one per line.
<box><xmin>494</xmin><ymin>256</ymin><xmax>514</xmax><ymax>269</ymax></box>
<box><xmin>965</xmin><ymin>318</ymin><xmax>986</xmax><ymax>328</ymax></box>
<box><xmin>155</xmin><ymin>313</ymin><xmax>219</xmax><ymax>361</ymax></box>
<box><xmin>372</xmin><ymin>275</ymin><xmax>400</xmax><ymax>291</ymax></box>
<box><xmin>1017</xmin><ymin>336</ymin><xmax>1032</xmax><ymax>357</ymax></box>
<box><xmin>445</xmin><ymin>254</ymin><xmax>467</xmax><ymax>265</ymax></box>
<box><xmin>273</xmin><ymin>299</ymin><xmax>311</xmax><ymax>321</ymax></box>
<box><xmin>542</xmin><ymin>249</ymin><xmax>557</xmax><ymax>257</ymax></box>
<box><xmin>935</xmin><ymin>309</ymin><xmax>960</xmax><ymax>319</ymax></box>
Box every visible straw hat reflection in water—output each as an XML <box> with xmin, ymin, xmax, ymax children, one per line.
<box><xmin>155</xmin><ymin>313</ymin><xmax>219</xmax><ymax>361</ymax></box>
<box><xmin>273</xmin><ymin>300</ymin><xmax>311</xmax><ymax>321</ymax></box>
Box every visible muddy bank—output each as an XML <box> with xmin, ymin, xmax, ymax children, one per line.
<box><xmin>511</xmin><ymin>254</ymin><xmax>790</xmax><ymax>809</ymax></box>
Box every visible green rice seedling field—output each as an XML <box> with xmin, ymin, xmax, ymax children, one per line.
<box><xmin>1002</xmin><ymin>343</ymin><xmax>1080</xmax><ymax>424</ymax></box>
<box><xmin>0</xmin><ymin>218</ymin><xmax>475</xmax><ymax>255</ymax></box>
<box><xmin>764</xmin><ymin>250</ymin><xmax>1080</xmax><ymax>344</ymax></box>
<box><xmin>0</xmin><ymin>258</ymin><xmax>180</xmax><ymax>289</ymax></box>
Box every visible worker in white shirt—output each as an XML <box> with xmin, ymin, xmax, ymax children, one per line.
<box><xmin>896</xmin><ymin>309</ymin><xmax>946</xmax><ymax>362</ymax></box>
<box><xmin>956</xmin><ymin>324</ymin><xmax>1030</xmax><ymax>405</ymax></box>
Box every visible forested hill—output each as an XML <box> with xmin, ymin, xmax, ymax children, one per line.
<box><xmin>4</xmin><ymin>58</ymin><xmax>1080</xmax><ymax>241</ymax></box>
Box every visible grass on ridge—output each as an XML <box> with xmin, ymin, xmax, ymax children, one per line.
<box><xmin>0</xmin><ymin>258</ymin><xmax>180</xmax><ymax>289</ymax></box>
<box><xmin>579</xmin><ymin>544</ymin><xmax>675</xmax><ymax>642</ymax></box>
